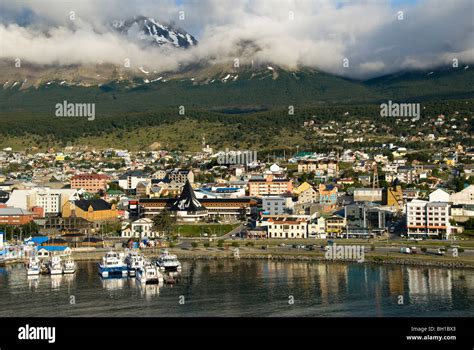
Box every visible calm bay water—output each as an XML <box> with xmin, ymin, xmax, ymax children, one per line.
<box><xmin>0</xmin><ymin>260</ymin><xmax>473</xmax><ymax>317</ymax></box>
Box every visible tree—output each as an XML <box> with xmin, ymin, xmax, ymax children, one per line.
<box><xmin>152</xmin><ymin>209</ymin><xmax>176</xmax><ymax>237</ymax></box>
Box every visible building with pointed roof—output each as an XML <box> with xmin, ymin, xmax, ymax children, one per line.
<box><xmin>170</xmin><ymin>180</ymin><xmax>208</xmax><ymax>222</ymax></box>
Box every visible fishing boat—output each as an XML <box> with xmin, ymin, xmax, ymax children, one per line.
<box><xmin>156</xmin><ymin>250</ymin><xmax>182</xmax><ymax>272</ymax></box>
<box><xmin>26</xmin><ymin>257</ymin><xmax>40</xmax><ymax>276</ymax></box>
<box><xmin>125</xmin><ymin>251</ymin><xmax>145</xmax><ymax>277</ymax></box>
<box><xmin>49</xmin><ymin>256</ymin><xmax>63</xmax><ymax>275</ymax></box>
<box><xmin>136</xmin><ymin>262</ymin><xmax>163</xmax><ymax>285</ymax></box>
<box><xmin>63</xmin><ymin>257</ymin><xmax>77</xmax><ymax>274</ymax></box>
<box><xmin>98</xmin><ymin>250</ymin><xmax>127</xmax><ymax>278</ymax></box>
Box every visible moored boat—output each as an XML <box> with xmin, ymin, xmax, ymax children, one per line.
<box><xmin>98</xmin><ymin>250</ymin><xmax>127</xmax><ymax>278</ymax></box>
<box><xmin>49</xmin><ymin>256</ymin><xmax>63</xmax><ymax>275</ymax></box>
<box><xmin>136</xmin><ymin>262</ymin><xmax>163</xmax><ymax>285</ymax></box>
<box><xmin>156</xmin><ymin>250</ymin><xmax>182</xmax><ymax>272</ymax></box>
<box><xmin>125</xmin><ymin>251</ymin><xmax>145</xmax><ymax>277</ymax></box>
<box><xmin>26</xmin><ymin>257</ymin><xmax>40</xmax><ymax>276</ymax></box>
<box><xmin>63</xmin><ymin>257</ymin><xmax>77</xmax><ymax>274</ymax></box>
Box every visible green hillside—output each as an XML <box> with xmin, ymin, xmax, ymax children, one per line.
<box><xmin>0</xmin><ymin>68</ymin><xmax>472</xmax><ymax>151</ymax></box>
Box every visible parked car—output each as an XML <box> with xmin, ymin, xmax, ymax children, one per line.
<box><xmin>400</xmin><ymin>247</ymin><xmax>411</xmax><ymax>254</ymax></box>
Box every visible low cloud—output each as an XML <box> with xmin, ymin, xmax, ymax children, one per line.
<box><xmin>0</xmin><ymin>0</ymin><xmax>472</xmax><ymax>79</ymax></box>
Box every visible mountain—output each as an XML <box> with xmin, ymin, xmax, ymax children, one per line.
<box><xmin>111</xmin><ymin>15</ymin><xmax>198</xmax><ymax>49</ymax></box>
<box><xmin>0</xmin><ymin>65</ymin><xmax>473</xmax><ymax>117</ymax></box>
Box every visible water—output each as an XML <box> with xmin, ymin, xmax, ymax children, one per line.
<box><xmin>0</xmin><ymin>260</ymin><xmax>473</xmax><ymax>317</ymax></box>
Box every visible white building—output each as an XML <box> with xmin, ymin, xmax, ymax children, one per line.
<box><xmin>6</xmin><ymin>188</ymin><xmax>80</xmax><ymax>215</ymax></box>
<box><xmin>450</xmin><ymin>185</ymin><xmax>474</xmax><ymax>205</ymax></box>
<box><xmin>266</xmin><ymin>216</ymin><xmax>308</xmax><ymax>239</ymax></box>
<box><xmin>121</xmin><ymin>218</ymin><xmax>157</xmax><ymax>238</ymax></box>
<box><xmin>262</xmin><ymin>196</ymin><xmax>294</xmax><ymax>215</ymax></box>
<box><xmin>429</xmin><ymin>188</ymin><xmax>450</xmax><ymax>202</ymax></box>
<box><xmin>406</xmin><ymin>200</ymin><xmax>451</xmax><ymax>239</ymax></box>
<box><xmin>118</xmin><ymin>171</ymin><xmax>150</xmax><ymax>191</ymax></box>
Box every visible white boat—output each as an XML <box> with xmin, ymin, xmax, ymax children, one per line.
<box><xmin>63</xmin><ymin>257</ymin><xmax>77</xmax><ymax>274</ymax></box>
<box><xmin>136</xmin><ymin>262</ymin><xmax>163</xmax><ymax>284</ymax></box>
<box><xmin>98</xmin><ymin>250</ymin><xmax>127</xmax><ymax>278</ymax></box>
<box><xmin>156</xmin><ymin>250</ymin><xmax>182</xmax><ymax>272</ymax></box>
<box><xmin>49</xmin><ymin>256</ymin><xmax>63</xmax><ymax>275</ymax></box>
<box><xmin>125</xmin><ymin>251</ymin><xmax>145</xmax><ymax>277</ymax></box>
<box><xmin>26</xmin><ymin>257</ymin><xmax>40</xmax><ymax>276</ymax></box>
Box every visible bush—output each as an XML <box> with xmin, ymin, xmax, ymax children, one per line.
<box><xmin>231</xmin><ymin>241</ymin><xmax>240</xmax><ymax>248</ymax></box>
<box><xmin>421</xmin><ymin>247</ymin><xmax>427</xmax><ymax>253</ymax></box>
<box><xmin>217</xmin><ymin>240</ymin><xmax>225</xmax><ymax>248</ymax></box>
<box><xmin>245</xmin><ymin>241</ymin><xmax>254</xmax><ymax>247</ymax></box>
<box><xmin>370</xmin><ymin>244</ymin><xmax>375</xmax><ymax>251</ymax></box>
<box><xmin>203</xmin><ymin>242</ymin><xmax>210</xmax><ymax>248</ymax></box>
<box><xmin>169</xmin><ymin>243</ymin><xmax>175</xmax><ymax>248</ymax></box>
<box><xmin>191</xmin><ymin>242</ymin><xmax>199</xmax><ymax>248</ymax></box>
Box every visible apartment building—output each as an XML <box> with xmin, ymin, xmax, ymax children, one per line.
<box><xmin>406</xmin><ymin>200</ymin><xmax>451</xmax><ymax>239</ymax></box>
<box><xmin>248</xmin><ymin>175</ymin><xmax>293</xmax><ymax>197</ymax></box>
<box><xmin>168</xmin><ymin>169</ymin><xmax>194</xmax><ymax>184</ymax></box>
<box><xmin>71</xmin><ymin>173</ymin><xmax>109</xmax><ymax>193</ymax></box>
<box><xmin>6</xmin><ymin>188</ymin><xmax>80</xmax><ymax>215</ymax></box>
<box><xmin>385</xmin><ymin>166</ymin><xmax>417</xmax><ymax>184</ymax></box>
<box><xmin>262</xmin><ymin>195</ymin><xmax>294</xmax><ymax>215</ymax></box>
<box><xmin>118</xmin><ymin>171</ymin><xmax>150</xmax><ymax>191</ymax></box>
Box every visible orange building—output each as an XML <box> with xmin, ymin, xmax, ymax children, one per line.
<box><xmin>70</xmin><ymin>173</ymin><xmax>109</xmax><ymax>193</ymax></box>
<box><xmin>62</xmin><ymin>199</ymin><xmax>118</xmax><ymax>223</ymax></box>
<box><xmin>0</xmin><ymin>207</ymin><xmax>37</xmax><ymax>225</ymax></box>
<box><xmin>248</xmin><ymin>175</ymin><xmax>293</xmax><ymax>197</ymax></box>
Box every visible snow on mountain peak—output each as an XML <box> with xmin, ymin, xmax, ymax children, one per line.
<box><xmin>112</xmin><ymin>16</ymin><xmax>197</xmax><ymax>49</ymax></box>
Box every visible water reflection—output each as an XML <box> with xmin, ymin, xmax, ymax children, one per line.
<box><xmin>137</xmin><ymin>282</ymin><xmax>162</xmax><ymax>299</ymax></box>
<box><xmin>27</xmin><ymin>275</ymin><xmax>39</xmax><ymax>290</ymax></box>
<box><xmin>0</xmin><ymin>260</ymin><xmax>472</xmax><ymax>317</ymax></box>
<box><xmin>50</xmin><ymin>274</ymin><xmax>62</xmax><ymax>290</ymax></box>
<box><xmin>101</xmin><ymin>277</ymin><xmax>126</xmax><ymax>291</ymax></box>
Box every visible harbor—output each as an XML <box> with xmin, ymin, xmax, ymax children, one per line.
<box><xmin>0</xmin><ymin>259</ymin><xmax>473</xmax><ymax>317</ymax></box>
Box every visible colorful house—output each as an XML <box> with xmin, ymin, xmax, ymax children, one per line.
<box><xmin>318</xmin><ymin>184</ymin><xmax>338</xmax><ymax>205</ymax></box>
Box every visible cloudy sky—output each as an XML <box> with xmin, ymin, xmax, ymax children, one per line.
<box><xmin>0</xmin><ymin>0</ymin><xmax>473</xmax><ymax>79</ymax></box>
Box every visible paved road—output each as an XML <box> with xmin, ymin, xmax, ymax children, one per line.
<box><xmin>220</xmin><ymin>224</ymin><xmax>245</xmax><ymax>239</ymax></box>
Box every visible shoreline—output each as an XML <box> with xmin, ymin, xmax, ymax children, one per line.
<box><xmin>67</xmin><ymin>248</ymin><xmax>474</xmax><ymax>270</ymax></box>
